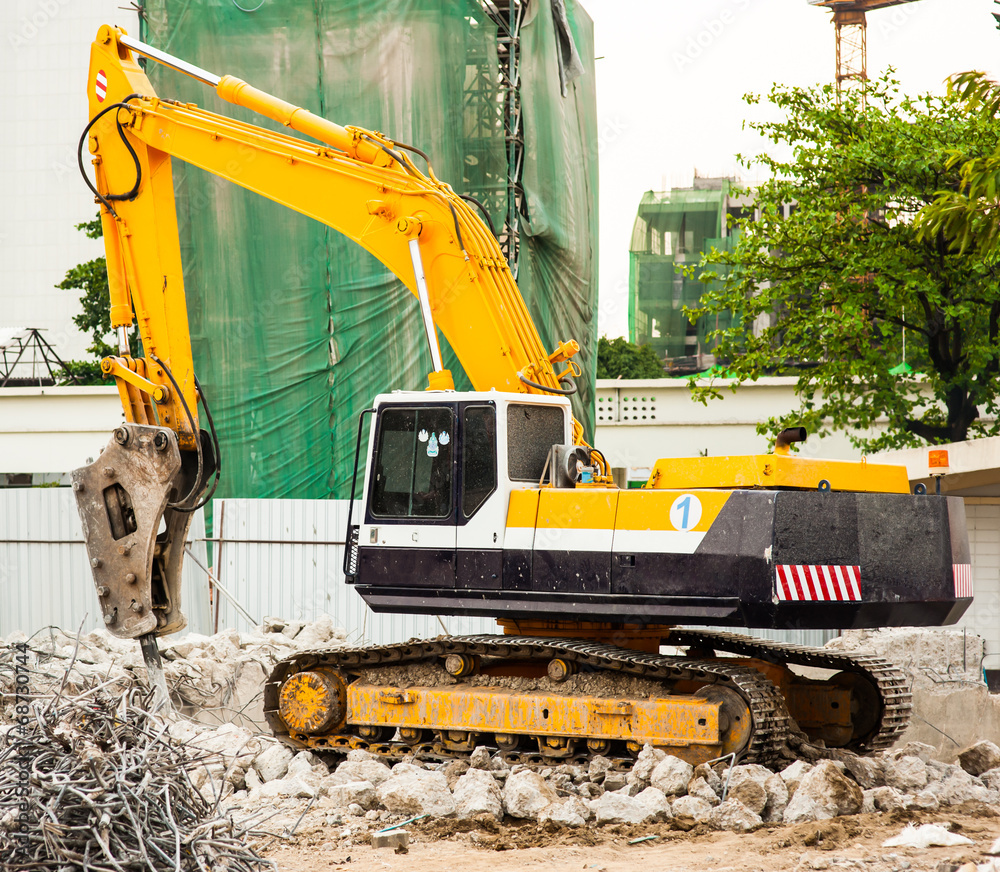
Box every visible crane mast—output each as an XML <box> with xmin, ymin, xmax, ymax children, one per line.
<box><xmin>809</xmin><ymin>1</ymin><xmax>923</xmax><ymax>99</ymax></box>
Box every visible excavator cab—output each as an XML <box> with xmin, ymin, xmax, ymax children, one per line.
<box><xmin>345</xmin><ymin>391</ymin><xmax>574</xmax><ymax>593</ymax></box>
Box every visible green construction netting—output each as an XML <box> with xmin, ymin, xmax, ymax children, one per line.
<box><xmin>139</xmin><ymin>0</ymin><xmax>598</xmax><ymax>501</ymax></box>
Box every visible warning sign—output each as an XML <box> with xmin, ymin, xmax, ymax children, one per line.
<box><xmin>95</xmin><ymin>69</ymin><xmax>107</xmax><ymax>103</ymax></box>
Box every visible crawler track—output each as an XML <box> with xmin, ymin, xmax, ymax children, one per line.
<box><xmin>668</xmin><ymin>629</ymin><xmax>912</xmax><ymax>753</ymax></box>
<box><xmin>263</xmin><ymin>630</ymin><xmax>910</xmax><ymax>766</ymax></box>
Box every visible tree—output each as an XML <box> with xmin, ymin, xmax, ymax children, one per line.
<box><xmin>686</xmin><ymin>74</ymin><xmax>1000</xmax><ymax>451</ymax></box>
<box><xmin>596</xmin><ymin>336</ymin><xmax>667</xmax><ymax>380</ymax></box>
<box><xmin>55</xmin><ymin>216</ymin><xmax>138</xmax><ymax>384</ymax></box>
<box><xmin>915</xmin><ymin>73</ymin><xmax>1000</xmax><ymax>256</ymax></box>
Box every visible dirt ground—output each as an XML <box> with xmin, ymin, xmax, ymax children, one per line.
<box><xmin>257</xmin><ymin>803</ymin><xmax>1000</xmax><ymax>872</ymax></box>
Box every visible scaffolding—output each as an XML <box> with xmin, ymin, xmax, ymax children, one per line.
<box><xmin>466</xmin><ymin>1</ymin><xmax>527</xmax><ymax>272</ymax></box>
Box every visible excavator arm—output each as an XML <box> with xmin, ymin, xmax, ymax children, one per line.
<box><xmin>73</xmin><ymin>26</ymin><xmax>586</xmax><ymax>645</ymax></box>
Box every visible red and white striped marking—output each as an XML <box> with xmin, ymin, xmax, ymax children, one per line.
<box><xmin>776</xmin><ymin>564</ymin><xmax>861</xmax><ymax>602</ymax></box>
<box><xmin>95</xmin><ymin>69</ymin><xmax>107</xmax><ymax>103</ymax></box>
<box><xmin>953</xmin><ymin>563</ymin><xmax>973</xmax><ymax>598</ymax></box>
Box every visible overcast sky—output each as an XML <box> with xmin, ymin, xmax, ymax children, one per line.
<box><xmin>584</xmin><ymin>0</ymin><xmax>1000</xmax><ymax>338</ymax></box>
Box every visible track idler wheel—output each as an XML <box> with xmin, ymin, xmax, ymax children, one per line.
<box><xmin>278</xmin><ymin>667</ymin><xmax>347</xmax><ymax>735</ymax></box>
<box><xmin>695</xmin><ymin>685</ymin><xmax>752</xmax><ymax>757</ymax></box>
<box><xmin>440</xmin><ymin>730</ymin><xmax>480</xmax><ymax>753</ymax></box>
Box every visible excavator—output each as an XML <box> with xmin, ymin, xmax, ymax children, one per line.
<box><xmin>73</xmin><ymin>25</ymin><xmax>972</xmax><ymax>767</ymax></box>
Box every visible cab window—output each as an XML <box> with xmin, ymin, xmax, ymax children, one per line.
<box><xmin>371</xmin><ymin>407</ymin><xmax>454</xmax><ymax>518</ymax></box>
<box><xmin>462</xmin><ymin>405</ymin><xmax>496</xmax><ymax>518</ymax></box>
<box><xmin>507</xmin><ymin>404</ymin><xmax>565</xmax><ymax>481</ymax></box>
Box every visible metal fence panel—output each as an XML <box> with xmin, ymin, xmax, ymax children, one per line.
<box><xmin>0</xmin><ymin>488</ymin><xmax>210</xmax><ymax>637</ymax></box>
<box><xmin>211</xmin><ymin>499</ymin><xmax>495</xmax><ymax>645</ymax></box>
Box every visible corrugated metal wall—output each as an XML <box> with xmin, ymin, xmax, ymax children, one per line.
<box><xmin>0</xmin><ymin>488</ymin><xmax>210</xmax><ymax>637</ymax></box>
<box><xmin>212</xmin><ymin>499</ymin><xmax>496</xmax><ymax>644</ymax></box>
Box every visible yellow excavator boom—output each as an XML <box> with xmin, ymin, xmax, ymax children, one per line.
<box><xmin>86</xmin><ymin>24</ymin><xmax>582</xmax><ymax>449</ymax></box>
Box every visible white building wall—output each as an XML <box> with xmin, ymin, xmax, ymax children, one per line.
<box><xmin>0</xmin><ymin>385</ymin><xmax>121</xmax><ymax>475</ymax></box>
<box><xmin>0</xmin><ymin>1</ymin><xmax>140</xmax><ymax>361</ymax></box>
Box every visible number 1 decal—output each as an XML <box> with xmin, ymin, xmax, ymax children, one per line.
<box><xmin>669</xmin><ymin>493</ymin><xmax>702</xmax><ymax>531</ymax></box>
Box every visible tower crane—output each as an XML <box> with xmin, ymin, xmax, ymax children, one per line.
<box><xmin>809</xmin><ymin>1</ymin><xmax>923</xmax><ymax>96</ymax></box>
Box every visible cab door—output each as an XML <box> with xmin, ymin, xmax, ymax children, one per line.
<box><xmin>456</xmin><ymin>402</ymin><xmax>503</xmax><ymax>589</ymax></box>
<box><xmin>358</xmin><ymin>403</ymin><xmax>457</xmax><ymax>588</ymax></box>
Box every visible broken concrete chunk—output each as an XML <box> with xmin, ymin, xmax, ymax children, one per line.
<box><xmin>687</xmin><ymin>776</ymin><xmax>721</xmax><ymax>806</ymax></box>
<box><xmin>925</xmin><ymin>767</ymin><xmax>993</xmax><ymax>805</ymax></box>
<box><xmin>539</xmin><ymin>796</ymin><xmax>591</xmax><ymax>827</ymax></box>
<box><xmin>727</xmin><ymin>766</ymin><xmax>771</xmax><ymax>815</ymax></box>
<box><xmin>871</xmin><ymin>785</ymin><xmax>906</xmax><ymax>812</ymax></box>
<box><xmin>332</xmin><ymin>758</ymin><xmax>392</xmax><ymax>788</ymax></box>
<box><xmin>633</xmin><ymin>786</ymin><xmax>672</xmax><ymax>821</ymax></box>
<box><xmin>588</xmin><ymin>755</ymin><xmax>612</xmax><ymax>783</ymax></box>
<box><xmin>762</xmin><ymin>772</ymin><xmax>789</xmax><ymax>823</ymax></box>
<box><xmin>252</xmin><ymin>742</ymin><xmax>295</xmax><ymax>783</ymax></box>
<box><xmin>958</xmin><ymin>741</ymin><xmax>1000</xmax><ymax>777</ymax></box>
<box><xmin>503</xmin><ymin>769</ymin><xmax>559</xmax><ymax>820</ymax></box>
<box><xmin>468</xmin><ymin>745</ymin><xmax>492</xmax><ymax>770</ymax></box>
<box><xmin>626</xmin><ymin>744</ymin><xmax>667</xmax><ymax>790</ymax></box>
<box><xmin>650</xmin><ymin>755</ymin><xmax>694</xmax><ymax>796</ymax></box>
<box><xmin>595</xmin><ymin>790</ymin><xmax>656</xmax><ymax>825</ymax></box>
<box><xmin>441</xmin><ymin>758</ymin><xmax>470</xmax><ymax>790</ymax></box>
<box><xmin>779</xmin><ymin>759</ymin><xmax>812</xmax><ymax>797</ymax></box>
<box><xmin>982</xmin><ymin>768</ymin><xmax>1000</xmax><ymax>792</ymax></box>
<box><xmin>782</xmin><ymin>760</ymin><xmax>862</xmax><ymax>824</ymax></box>
<box><xmin>709</xmin><ymin>798</ymin><xmax>762</xmax><ymax>832</ymax></box>
<box><xmin>693</xmin><ymin>762</ymin><xmax>723</xmax><ymax>794</ymax></box>
<box><xmin>885</xmin><ymin>755</ymin><xmax>928</xmax><ymax>793</ymax></box>
<box><xmin>287</xmin><ymin>750</ymin><xmax>326</xmax><ymax>779</ymax></box>
<box><xmin>841</xmin><ymin>754</ymin><xmax>884</xmax><ymax>790</ymax></box>
<box><xmin>376</xmin><ymin>768</ymin><xmax>455</xmax><ymax>817</ymax></box>
<box><xmin>671</xmin><ymin>794</ymin><xmax>714</xmax><ymax>824</ymax></box>
<box><xmin>453</xmin><ymin>768</ymin><xmax>503</xmax><ymax>820</ymax></box>
<box><xmin>887</xmin><ymin>741</ymin><xmax>937</xmax><ymax>763</ymax></box>
<box><xmin>324</xmin><ymin>780</ymin><xmax>377</xmax><ymax>810</ymax></box>
<box><xmin>371</xmin><ymin>829</ymin><xmax>409</xmax><ymax>850</ymax></box>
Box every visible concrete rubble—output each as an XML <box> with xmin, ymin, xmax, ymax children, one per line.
<box><xmin>2</xmin><ymin>619</ymin><xmax>1000</xmax><ymax>845</ymax></box>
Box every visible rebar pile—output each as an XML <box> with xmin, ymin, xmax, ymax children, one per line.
<box><xmin>0</xmin><ymin>683</ymin><xmax>274</xmax><ymax>871</ymax></box>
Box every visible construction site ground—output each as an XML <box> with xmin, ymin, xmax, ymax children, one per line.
<box><xmin>4</xmin><ymin>619</ymin><xmax>1000</xmax><ymax>872</ymax></box>
<box><xmin>260</xmin><ymin>806</ymin><xmax>1000</xmax><ymax>872</ymax></box>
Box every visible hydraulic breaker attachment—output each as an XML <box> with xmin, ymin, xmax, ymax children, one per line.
<box><xmin>72</xmin><ymin>422</ymin><xmax>195</xmax><ymax>640</ymax></box>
